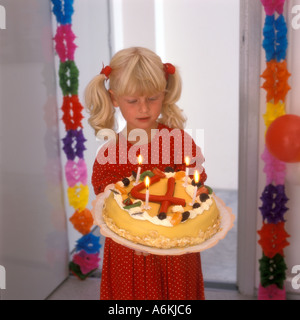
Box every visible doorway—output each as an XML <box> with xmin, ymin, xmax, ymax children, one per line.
<box><xmin>110</xmin><ymin>0</ymin><xmax>240</xmax><ymax>287</ymax></box>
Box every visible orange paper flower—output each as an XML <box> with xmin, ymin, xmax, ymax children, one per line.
<box><xmin>257</xmin><ymin>222</ymin><xmax>290</xmax><ymax>258</ymax></box>
<box><xmin>69</xmin><ymin>208</ymin><xmax>94</xmax><ymax>235</ymax></box>
<box><xmin>61</xmin><ymin>95</ymin><xmax>84</xmax><ymax>130</ymax></box>
<box><xmin>261</xmin><ymin>60</ymin><xmax>291</xmax><ymax>103</ymax></box>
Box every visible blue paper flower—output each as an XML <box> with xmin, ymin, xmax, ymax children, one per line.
<box><xmin>75</xmin><ymin>233</ymin><xmax>101</xmax><ymax>254</ymax></box>
<box><xmin>275</xmin><ymin>15</ymin><xmax>288</xmax><ymax>62</ymax></box>
<box><xmin>262</xmin><ymin>15</ymin><xmax>276</xmax><ymax>61</ymax></box>
<box><xmin>51</xmin><ymin>0</ymin><xmax>74</xmax><ymax>25</ymax></box>
<box><xmin>262</xmin><ymin>14</ymin><xmax>288</xmax><ymax>62</ymax></box>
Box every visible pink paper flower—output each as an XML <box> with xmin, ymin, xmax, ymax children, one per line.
<box><xmin>65</xmin><ymin>159</ymin><xmax>88</xmax><ymax>187</ymax></box>
<box><xmin>53</xmin><ymin>24</ymin><xmax>77</xmax><ymax>62</ymax></box>
<box><xmin>261</xmin><ymin>145</ymin><xmax>286</xmax><ymax>185</ymax></box>
<box><xmin>261</xmin><ymin>0</ymin><xmax>285</xmax><ymax>16</ymax></box>
<box><xmin>258</xmin><ymin>283</ymin><xmax>286</xmax><ymax>300</ymax></box>
<box><xmin>73</xmin><ymin>250</ymin><xmax>100</xmax><ymax>275</ymax></box>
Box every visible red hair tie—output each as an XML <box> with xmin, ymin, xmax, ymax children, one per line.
<box><xmin>163</xmin><ymin>63</ymin><xmax>176</xmax><ymax>80</ymax></box>
<box><xmin>100</xmin><ymin>64</ymin><xmax>112</xmax><ymax>79</ymax></box>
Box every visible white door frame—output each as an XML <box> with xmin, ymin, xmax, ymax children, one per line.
<box><xmin>237</xmin><ymin>0</ymin><xmax>262</xmax><ymax>297</ymax></box>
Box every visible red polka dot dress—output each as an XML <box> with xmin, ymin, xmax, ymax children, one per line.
<box><xmin>92</xmin><ymin>123</ymin><xmax>206</xmax><ymax>300</ymax></box>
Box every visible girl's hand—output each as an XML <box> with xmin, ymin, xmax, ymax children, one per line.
<box><xmin>134</xmin><ymin>250</ymin><xmax>149</xmax><ymax>256</ymax></box>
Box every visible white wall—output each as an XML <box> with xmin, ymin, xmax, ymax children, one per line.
<box><xmin>110</xmin><ymin>0</ymin><xmax>156</xmax><ymax>52</ymax></box>
<box><xmin>161</xmin><ymin>0</ymin><xmax>239</xmax><ymax>190</ymax></box>
<box><xmin>0</xmin><ymin>0</ymin><xmax>69</xmax><ymax>299</ymax></box>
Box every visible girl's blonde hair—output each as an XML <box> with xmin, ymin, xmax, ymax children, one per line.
<box><xmin>85</xmin><ymin>47</ymin><xmax>186</xmax><ymax>135</ymax></box>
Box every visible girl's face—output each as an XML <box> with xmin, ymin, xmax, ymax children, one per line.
<box><xmin>110</xmin><ymin>91</ymin><xmax>165</xmax><ymax>135</ymax></box>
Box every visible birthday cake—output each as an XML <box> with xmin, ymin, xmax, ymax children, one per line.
<box><xmin>102</xmin><ymin>167</ymin><xmax>221</xmax><ymax>249</ymax></box>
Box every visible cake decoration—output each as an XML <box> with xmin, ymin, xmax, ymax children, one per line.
<box><xmin>164</xmin><ymin>166</ymin><xmax>175</xmax><ymax>173</ymax></box>
<box><xmin>199</xmin><ymin>193</ymin><xmax>210</xmax><ymax>202</ymax></box>
<box><xmin>112</xmin><ymin>168</ymin><xmax>216</xmax><ymax>223</ymax></box>
<box><xmin>123</xmin><ymin>201</ymin><xmax>142</xmax><ymax>210</ymax></box>
<box><xmin>153</xmin><ymin>167</ymin><xmax>166</xmax><ymax>178</ymax></box>
<box><xmin>140</xmin><ymin>170</ymin><xmax>155</xmax><ymax>181</ymax></box>
<box><xmin>122</xmin><ymin>177</ymin><xmax>130</xmax><ymax>187</ymax></box>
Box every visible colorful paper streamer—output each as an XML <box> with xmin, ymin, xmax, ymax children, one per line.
<box><xmin>258</xmin><ymin>0</ymin><xmax>290</xmax><ymax>299</ymax></box>
<box><xmin>51</xmin><ymin>0</ymin><xmax>100</xmax><ymax>279</ymax></box>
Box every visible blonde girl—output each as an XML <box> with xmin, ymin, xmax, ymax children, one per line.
<box><xmin>85</xmin><ymin>47</ymin><xmax>207</xmax><ymax>300</ymax></box>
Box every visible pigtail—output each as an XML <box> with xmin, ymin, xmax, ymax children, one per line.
<box><xmin>159</xmin><ymin>68</ymin><xmax>186</xmax><ymax>129</ymax></box>
<box><xmin>159</xmin><ymin>104</ymin><xmax>186</xmax><ymax>129</ymax></box>
<box><xmin>84</xmin><ymin>74</ymin><xmax>115</xmax><ymax>135</ymax></box>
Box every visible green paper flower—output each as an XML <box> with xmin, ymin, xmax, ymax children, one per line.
<box><xmin>59</xmin><ymin>60</ymin><xmax>79</xmax><ymax>96</ymax></box>
<box><xmin>259</xmin><ymin>253</ymin><xmax>287</xmax><ymax>289</ymax></box>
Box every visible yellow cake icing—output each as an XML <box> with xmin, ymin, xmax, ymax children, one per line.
<box><xmin>102</xmin><ymin>170</ymin><xmax>220</xmax><ymax>249</ymax></box>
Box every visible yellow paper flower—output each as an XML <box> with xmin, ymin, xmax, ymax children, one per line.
<box><xmin>263</xmin><ymin>101</ymin><xmax>286</xmax><ymax>129</ymax></box>
<box><xmin>67</xmin><ymin>184</ymin><xmax>89</xmax><ymax>212</ymax></box>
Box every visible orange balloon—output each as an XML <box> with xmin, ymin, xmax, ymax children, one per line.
<box><xmin>266</xmin><ymin>114</ymin><xmax>300</xmax><ymax>163</ymax></box>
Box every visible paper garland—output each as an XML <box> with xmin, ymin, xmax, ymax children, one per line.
<box><xmin>51</xmin><ymin>0</ymin><xmax>100</xmax><ymax>280</ymax></box>
<box><xmin>258</xmin><ymin>0</ymin><xmax>290</xmax><ymax>299</ymax></box>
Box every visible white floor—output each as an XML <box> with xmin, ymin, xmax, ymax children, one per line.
<box><xmin>46</xmin><ymin>276</ymin><xmax>255</xmax><ymax>300</ymax></box>
<box><xmin>201</xmin><ymin>189</ymin><xmax>238</xmax><ymax>283</ymax></box>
